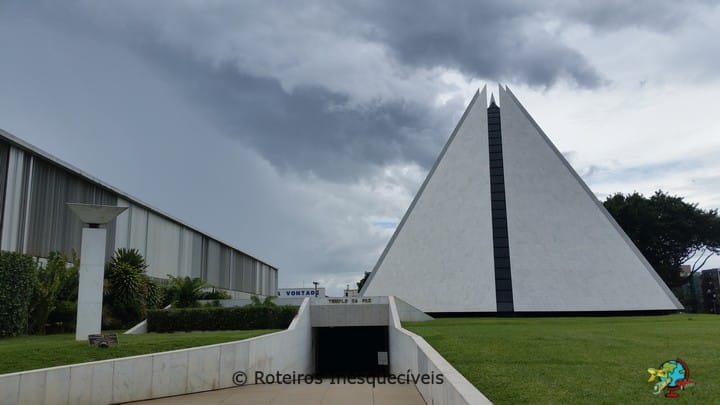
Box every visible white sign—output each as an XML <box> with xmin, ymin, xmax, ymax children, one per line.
<box><xmin>277</xmin><ymin>288</ymin><xmax>326</xmax><ymax>298</ymax></box>
<box><xmin>325</xmin><ymin>297</ymin><xmax>373</xmax><ymax>304</ymax></box>
<box><xmin>377</xmin><ymin>351</ymin><xmax>388</xmax><ymax>366</ymax></box>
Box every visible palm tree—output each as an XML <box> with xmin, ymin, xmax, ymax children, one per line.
<box><xmin>165</xmin><ymin>275</ymin><xmax>208</xmax><ymax>308</ymax></box>
<box><xmin>249</xmin><ymin>295</ymin><xmax>277</xmax><ymax>307</ymax></box>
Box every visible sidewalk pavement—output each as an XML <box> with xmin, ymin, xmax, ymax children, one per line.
<box><xmin>130</xmin><ymin>379</ymin><xmax>426</xmax><ymax>405</ymax></box>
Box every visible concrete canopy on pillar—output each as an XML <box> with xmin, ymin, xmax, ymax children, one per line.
<box><xmin>67</xmin><ymin>203</ymin><xmax>128</xmax><ymax>226</ymax></box>
<box><xmin>67</xmin><ymin>203</ymin><xmax>128</xmax><ymax>340</ymax></box>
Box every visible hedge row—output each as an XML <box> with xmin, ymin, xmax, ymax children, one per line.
<box><xmin>147</xmin><ymin>305</ymin><xmax>299</xmax><ymax>332</ymax></box>
<box><xmin>0</xmin><ymin>251</ymin><xmax>36</xmax><ymax>337</ymax></box>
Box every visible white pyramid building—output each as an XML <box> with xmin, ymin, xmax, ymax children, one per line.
<box><xmin>360</xmin><ymin>85</ymin><xmax>683</xmax><ymax>314</ymax></box>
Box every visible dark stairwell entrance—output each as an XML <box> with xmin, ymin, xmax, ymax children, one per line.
<box><xmin>310</xmin><ymin>297</ymin><xmax>391</xmax><ymax>377</ymax></box>
<box><xmin>314</xmin><ymin>326</ymin><xmax>389</xmax><ymax>376</ymax></box>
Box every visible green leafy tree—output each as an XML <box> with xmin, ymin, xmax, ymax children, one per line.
<box><xmin>357</xmin><ymin>271</ymin><xmax>371</xmax><ymax>291</ymax></box>
<box><xmin>55</xmin><ymin>250</ymin><xmax>80</xmax><ymax>302</ymax></box>
<box><xmin>29</xmin><ymin>251</ymin><xmax>78</xmax><ymax>334</ymax></box>
<box><xmin>45</xmin><ymin>250</ymin><xmax>79</xmax><ymax>334</ymax></box>
<box><xmin>604</xmin><ymin>190</ymin><xmax>720</xmax><ymax>287</ymax></box>
<box><xmin>165</xmin><ymin>275</ymin><xmax>208</xmax><ymax>308</ymax></box>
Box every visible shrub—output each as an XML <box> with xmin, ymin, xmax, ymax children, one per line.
<box><xmin>0</xmin><ymin>251</ymin><xmax>36</xmax><ymax>337</ymax></box>
<box><xmin>198</xmin><ymin>288</ymin><xmax>232</xmax><ymax>300</ymax></box>
<box><xmin>29</xmin><ymin>251</ymin><xmax>79</xmax><ymax>334</ymax></box>
<box><xmin>164</xmin><ymin>275</ymin><xmax>208</xmax><ymax>308</ymax></box>
<box><xmin>147</xmin><ymin>305</ymin><xmax>299</xmax><ymax>333</ymax></box>
<box><xmin>55</xmin><ymin>250</ymin><xmax>80</xmax><ymax>302</ymax></box>
<box><xmin>202</xmin><ymin>299</ymin><xmax>222</xmax><ymax>307</ymax></box>
<box><xmin>46</xmin><ymin>300</ymin><xmax>77</xmax><ymax>334</ymax></box>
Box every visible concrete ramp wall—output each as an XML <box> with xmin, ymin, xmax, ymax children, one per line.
<box><xmin>0</xmin><ymin>298</ymin><xmax>312</xmax><ymax>405</ymax></box>
<box><xmin>3</xmin><ymin>296</ymin><xmax>493</xmax><ymax>404</ymax></box>
<box><xmin>388</xmin><ymin>296</ymin><xmax>492</xmax><ymax>404</ymax></box>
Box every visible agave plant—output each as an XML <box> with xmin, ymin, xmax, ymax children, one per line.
<box><xmin>104</xmin><ymin>248</ymin><xmax>154</xmax><ymax>327</ymax></box>
<box><xmin>106</xmin><ymin>262</ymin><xmax>145</xmax><ymax>305</ymax></box>
<box><xmin>108</xmin><ymin>248</ymin><xmax>148</xmax><ymax>273</ymax></box>
<box><xmin>144</xmin><ymin>279</ymin><xmax>163</xmax><ymax>309</ymax></box>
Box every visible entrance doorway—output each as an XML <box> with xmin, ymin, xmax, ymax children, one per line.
<box><xmin>314</xmin><ymin>326</ymin><xmax>389</xmax><ymax>376</ymax></box>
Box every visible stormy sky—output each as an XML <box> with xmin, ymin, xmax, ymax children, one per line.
<box><xmin>2</xmin><ymin>0</ymin><xmax>719</xmax><ymax>294</ymax></box>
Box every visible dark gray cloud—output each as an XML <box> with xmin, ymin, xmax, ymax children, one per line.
<box><xmin>351</xmin><ymin>0</ymin><xmax>604</xmax><ymax>88</ymax></box>
<box><xmin>181</xmin><ymin>68</ymin><xmax>452</xmax><ymax>180</ymax></box>
<box><xmin>352</xmin><ymin>0</ymin><xmax>716</xmax><ymax>88</ymax></box>
<box><xmin>118</xmin><ymin>40</ymin><xmax>460</xmax><ymax>181</ymax></box>
<box><xmin>3</xmin><ymin>0</ymin><xmax>468</xmax><ymax>181</ymax></box>
<box><xmin>4</xmin><ymin>0</ymin><xmax>717</xmax><ymax>182</ymax></box>
<box><xmin>555</xmin><ymin>0</ymin><xmax>717</xmax><ymax>31</ymax></box>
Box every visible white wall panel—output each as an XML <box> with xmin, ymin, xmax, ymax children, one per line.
<box><xmin>114</xmin><ymin>198</ymin><xmax>131</xmax><ymax>249</ymax></box>
<box><xmin>1</xmin><ymin>147</ymin><xmax>26</xmax><ymax>251</ymax></box>
<box><xmin>190</xmin><ymin>233</ymin><xmax>203</xmax><ymax>278</ymax></box>
<box><xmin>177</xmin><ymin>227</ymin><xmax>194</xmax><ymax>278</ymax></box>
<box><xmin>254</xmin><ymin>262</ymin><xmax>261</xmax><ymax>294</ymax></box>
<box><xmin>205</xmin><ymin>239</ymin><xmax>221</xmax><ymax>286</ymax></box>
<box><xmin>146</xmin><ymin>213</ymin><xmax>181</xmax><ymax>279</ymax></box>
<box><xmin>128</xmin><ymin>205</ymin><xmax>149</xmax><ymax>257</ymax></box>
<box><xmin>260</xmin><ymin>266</ymin><xmax>273</xmax><ymax>294</ymax></box>
<box><xmin>21</xmin><ymin>156</ymin><xmax>34</xmax><ymax>254</ymax></box>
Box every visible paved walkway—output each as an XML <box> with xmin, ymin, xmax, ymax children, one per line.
<box><xmin>131</xmin><ymin>380</ymin><xmax>425</xmax><ymax>405</ymax></box>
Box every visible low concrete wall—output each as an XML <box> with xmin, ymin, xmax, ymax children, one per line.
<box><xmin>124</xmin><ymin>319</ymin><xmax>148</xmax><ymax>334</ymax></box>
<box><xmin>394</xmin><ymin>297</ymin><xmax>434</xmax><ymax>322</ymax></box>
<box><xmin>0</xmin><ymin>298</ymin><xmax>313</xmax><ymax>405</ymax></box>
<box><xmin>388</xmin><ymin>296</ymin><xmax>492</xmax><ymax>404</ymax></box>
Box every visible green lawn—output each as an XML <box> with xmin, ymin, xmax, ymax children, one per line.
<box><xmin>404</xmin><ymin>315</ymin><xmax>720</xmax><ymax>404</ymax></box>
<box><xmin>0</xmin><ymin>329</ymin><xmax>277</xmax><ymax>375</ymax></box>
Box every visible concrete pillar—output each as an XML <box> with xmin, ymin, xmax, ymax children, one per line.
<box><xmin>75</xmin><ymin>228</ymin><xmax>107</xmax><ymax>341</ymax></box>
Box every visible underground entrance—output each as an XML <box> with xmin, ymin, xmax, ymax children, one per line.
<box><xmin>314</xmin><ymin>326</ymin><xmax>389</xmax><ymax>377</ymax></box>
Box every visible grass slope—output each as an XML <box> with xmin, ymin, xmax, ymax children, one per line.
<box><xmin>0</xmin><ymin>329</ymin><xmax>277</xmax><ymax>375</ymax></box>
<box><xmin>404</xmin><ymin>315</ymin><xmax>719</xmax><ymax>404</ymax></box>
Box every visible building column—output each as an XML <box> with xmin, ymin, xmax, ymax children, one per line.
<box><xmin>75</xmin><ymin>227</ymin><xmax>107</xmax><ymax>341</ymax></box>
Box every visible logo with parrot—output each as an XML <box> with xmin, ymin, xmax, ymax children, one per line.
<box><xmin>647</xmin><ymin>358</ymin><xmax>695</xmax><ymax>398</ymax></box>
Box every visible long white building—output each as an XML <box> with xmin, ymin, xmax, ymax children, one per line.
<box><xmin>0</xmin><ymin>128</ymin><xmax>277</xmax><ymax>297</ymax></box>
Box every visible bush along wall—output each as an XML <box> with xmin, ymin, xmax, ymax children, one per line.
<box><xmin>147</xmin><ymin>305</ymin><xmax>299</xmax><ymax>333</ymax></box>
<box><xmin>0</xmin><ymin>251</ymin><xmax>36</xmax><ymax>337</ymax></box>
